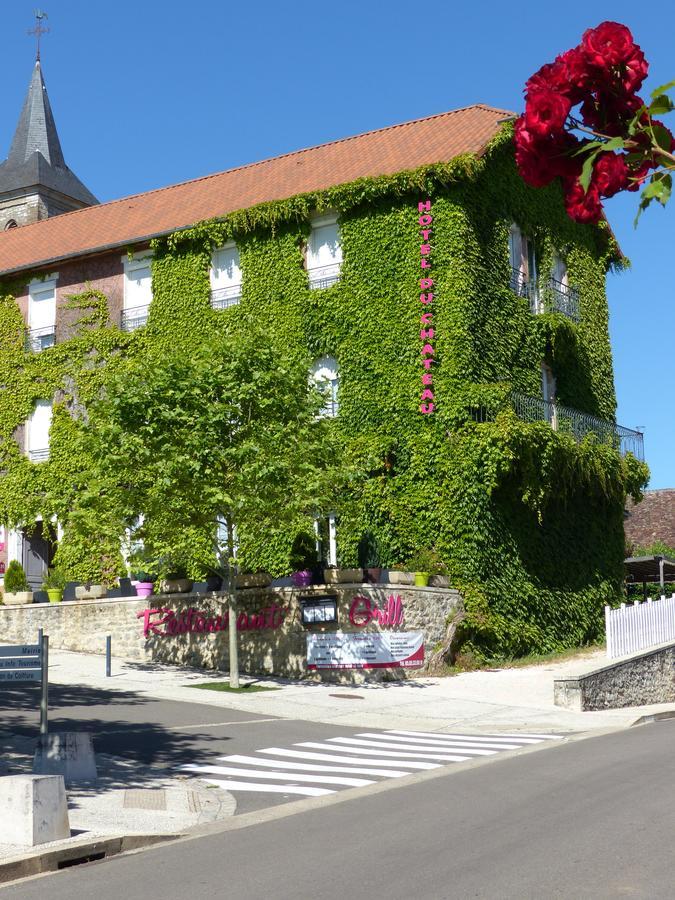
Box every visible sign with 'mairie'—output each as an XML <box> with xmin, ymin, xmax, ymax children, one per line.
<box><xmin>0</xmin><ymin>643</ymin><xmax>42</xmax><ymax>682</ymax></box>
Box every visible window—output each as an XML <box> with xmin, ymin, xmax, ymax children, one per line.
<box><xmin>5</xmin><ymin>220</ymin><xmax>17</xmax><ymax>229</ymax></box>
<box><xmin>541</xmin><ymin>363</ymin><xmax>558</xmax><ymax>429</ymax></box>
<box><xmin>552</xmin><ymin>254</ymin><xmax>568</xmax><ymax>289</ymax></box>
<box><xmin>210</xmin><ymin>243</ymin><xmax>242</xmax><ymax>310</ymax></box>
<box><xmin>307</xmin><ymin>215</ymin><xmax>342</xmax><ymax>289</ymax></box>
<box><xmin>27</xmin><ymin>400</ymin><xmax>53</xmax><ymax>462</ymax></box>
<box><xmin>26</xmin><ymin>277</ymin><xmax>57</xmax><ymax>352</ymax></box>
<box><xmin>509</xmin><ymin>224</ymin><xmax>537</xmax><ymax>306</ymax></box>
<box><xmin>122</xmin><ymin>252</ymin><xmax>152</xmax><ymax>331</ymax></box>
<box><xmin>311</xmin><ymin>357</ymin><xmax>339</xmax><ymax>418</ymax></box>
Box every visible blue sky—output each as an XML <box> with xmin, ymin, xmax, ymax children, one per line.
<box><xmin>1</xmin><ymin>2</ymin><xmax>672</xmax><ymax>487</ymax></box>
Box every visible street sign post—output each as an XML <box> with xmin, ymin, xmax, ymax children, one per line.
<box><xmin>0</xmin><ymin>635</ymin><xmax>49</xmax><ymax>740</ymax></box>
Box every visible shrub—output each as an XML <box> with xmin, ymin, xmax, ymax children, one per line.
<box><xmin>4</xmin><ymin>561</ymin><xmax>29</xmax><ymax>593</ymax></box>
<box><xmin>42</xmin><ymin>568</ymin><xmax>66</xmax><ymax>590</ymax></box>
<box><xmin>289</xmin><ymin>532</ymin><xmax>316</xmax><ymax>571</ymax></box>
<box><xmin>407</xmin><ymin>549</ymin><xmax>447</xmax><ymax>575</ymax></box>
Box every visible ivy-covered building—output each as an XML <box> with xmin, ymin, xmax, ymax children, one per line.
<box><xmin>0</xmin><ymin>97</ymin><xmax>648</xmax><ymax>659</ymax></box>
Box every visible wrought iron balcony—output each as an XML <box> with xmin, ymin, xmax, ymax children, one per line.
<box><xmin>210</xmin><ymin>285</ymin><xmax>241</xmax><ymax>310</ymax></box>
<box><xmin>470</xmin><ymin>391</ymin><xmax>644</xmax><ymax>460</ymax></box>
<box><xmin>24</xmin><ymin>326</ymin><xmax>55</xmax><ymax>352</ymax></box>
<box><xmin>510</xmin><ymin>268</ymin><xmax>580</xmax><ymax>322</ymax></box>
<box><xmin>308</xmin><ymin>263</ymin><xmax>341</xmax><ymax>290</ymax></box>
<box><xmin>28</xmin><ymin>448</ymin><xmax>49</xmax><ymax>463</ymax></box>
<box><xmin>120</xmin><ymin>305</ymin><xmax>150</xmax><ymax>332</ymax></box>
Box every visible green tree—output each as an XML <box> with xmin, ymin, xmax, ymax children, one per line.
<box><xmin>72</xmin><ymin>331</ymin><xmax>341</xmax><ymax>683</ymax></box>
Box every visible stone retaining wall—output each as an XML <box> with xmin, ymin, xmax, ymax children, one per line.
<box><xmin>553</xmin><ymin>641</ymin><xmax>675</xmax><ymax>710</ymax></box>
<box><xmin>0</xmin><ymin>584</ymin><xmax>461</xmax><ymax>681</ymax></box>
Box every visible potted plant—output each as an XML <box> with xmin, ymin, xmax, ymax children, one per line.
<box><xmin>358</xmin><ymin>531</ymin><xmax>386</xmax><ymax>584</ymax></box>
<box><xmin>42</xmin><ymin>567</ymin><xmax>66</xmax><ymax>603</ymax></box>
<box><xmin>235</xmin><ymin>570</ymin><xmax>272</xmax><ymax>589</ymax></box>
<box><xmin>323</xmin><ymin>563</ymin><xmax>364</xmax><ymax>583</ymax></box>
<box><xmin>289</xmin><ymin>532</ymin><xmax>316</xmax><ymax>588</ymax></box>
<box><xmin>160</xmin><ymin>561</ymin><xmax>193</xmax><ymax>594</ymax></box>
<box><xmin>2</xmin><ymin>561</ymin><xmax>33</xmax><ymax>605</ymax></box>
<box><xmin>388</xmin><ymin>562</ymin><xmax>415</xmax><ymax>586</ymax></box>
<box><xmin>132</xmin><ymin>571</ymin><xmax>155</xmax><ymax>599</ymax></box>
<box><xmin>407</xmin><ymin>549</ymin><xmax>446</xmax><ymax>588</ymax></box>
<box><xmin>75</xmin><ymin>581</ymin><xmax>108</xmax><ymax>601</ymax></box>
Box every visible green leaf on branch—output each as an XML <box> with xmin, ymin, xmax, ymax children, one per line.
<box><xmin>650</xmin><ymin>80</ymin><xmax>675</xmax><ymax>100</ymax></box>
<box><xmin>651</xmin><ymin>123</ymin><xmax>674</xmax><ymax>153</ymax></box>
<box><xmin>649</xmin><ymin>95</ymin><xmax>675</xmax><ymax>116</ymax></box>
<box><xmin>602</xmin><ymin>137</ymin><xmax>626</xmax><ymax>152</ymax></box>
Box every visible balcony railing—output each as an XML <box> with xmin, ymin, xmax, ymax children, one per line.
<box><xmin>470</xmin><ymin>391</ymin><xmax>644</xmax><ymax>460</ymax></box>
<box><xmin>24</xmin><ymin>326</ymin><xmax>55</xmax><ymax>352</ymax></box>
<box><xmin>28</xmin><ymin>448</ymin><xmax>49</xmax><ymax>463</ymax></box>
<box><xmin>210</xmin><ymin>285</ymin><xmax>241</xmax><ymax>310</ymax></box>
<box><xmin>120</xmin><ymin>305</ymin><xmax>150</xmax><ymax>332</ymax></box>
<box><xmin>510</xmin><ymin>267</ymin><xmax>580</xmax><ymax>323</ymax></box>
<box><xmin>308</xmin><ymin>263</ymin><xmax>341</xmax><ymax>290</ymax></box>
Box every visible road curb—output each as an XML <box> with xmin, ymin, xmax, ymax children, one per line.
<box><xmin>631</xmin><ymin>709</ymin><xmax>675</xmax><ymax>726</ymax></box>
<box><xmin>0</xmin><ymin>833</ymin><xmax>178</xmax><ymax>885</ymax></box>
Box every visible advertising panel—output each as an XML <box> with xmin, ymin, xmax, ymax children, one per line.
<box><xmin>307</xmin><ymin>631</ymin><xmax>424</xmax><ymax>670</ymax></box>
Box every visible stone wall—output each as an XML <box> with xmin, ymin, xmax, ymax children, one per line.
<box><xmin>554</xmin><ymin>642</ymin><xmax>675</xmax><ymax>710</ymax></box>
<box><xmin>0</xmin><ymin>584</ymin><xmax>462</xmax><ymax>681</ymax></box>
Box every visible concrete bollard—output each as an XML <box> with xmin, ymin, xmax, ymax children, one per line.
<box><xmin>33</xmin><ymin>732</ymin><xmax>98</xmax><ymax>784</ymax></box>
<box><xmin>0</xmin><ymin>775</ymin><xmax>70</xmax><ymax>846</ymax></box>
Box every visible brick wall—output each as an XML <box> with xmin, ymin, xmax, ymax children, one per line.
<box><xmin>624</xmin><ymin>489</ymin><xmax>675</xmax><ymax>552</ymax></box>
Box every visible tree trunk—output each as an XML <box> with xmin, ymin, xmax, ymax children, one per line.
<box><xmin>227</xmin><ymin>520</ymin><xmax>239</xmax><ymax>689</ymax></box>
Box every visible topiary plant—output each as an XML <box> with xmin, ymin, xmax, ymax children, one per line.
<box><xmin>4</xmin><ymin>560</ymin><xmax>29</xmax><ymax>593</ymax></box>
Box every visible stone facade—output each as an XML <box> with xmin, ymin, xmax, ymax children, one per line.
<box><xmin>553</xmin><ymin>641</ymin><xmax>675</xmax><ymax>710</ymax></box>
<box><xmin>624</xmin><ymin>489</ymin><xmax>675</xmax><ymax>552</ymax></box>
<box><xmin>0</xmin><ymin>584</ymin><xmax>461</xmax><ymax>681</ymax></box>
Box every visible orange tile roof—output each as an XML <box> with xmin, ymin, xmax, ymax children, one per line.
<box><xmin>0</xmin><ymin>104</ymin><xmax>514</xmax><ymax>276</ymax></box>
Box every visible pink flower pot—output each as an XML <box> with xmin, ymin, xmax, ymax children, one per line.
<box><xmin>136</xmin><ymin>582</ymin><xmax>154</xmax><ymax>598</ymax></box>
<box><xmin>291</xmin><ymin>570</ymin><xmax>313</xmax><ymax>588</ymax></box>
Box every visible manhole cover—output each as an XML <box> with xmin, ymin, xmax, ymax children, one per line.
<box><xmin>123</xmin><ymin>789</ymin><xmax>167</xmax><ymax>811</ymax></box>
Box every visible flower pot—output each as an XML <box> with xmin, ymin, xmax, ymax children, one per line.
<box><xmin>388</xmin><ymin>571</ymin><xmax>415</xmax><ymax>585</ymax></box>
<box><xmin>160</xmin><ymin>578</ymin><xmax>193</xmax><ymax>594</ymax></box>
<box><xmin>429</xmin><ymin>574</ymin><xmax>450</xmax><ymax>588</ymax></box>
<box><xmin>75</xmin><ymin>584</ymin><xmax>107</xmax><ymax>601</ymax></box>
<box><xmin>323</xmin><ymin>568</ymin><xmax>363</xmax><ymax>584</ymax></box>
<box><xmin>364</xmin><ymin>567</ymin><xmax>382</xmax><ymax>584</ymax></box>
<box><xmin>414</xmin><ymin>572</ymin><xmax>430</xmax><ymax>587</ymax></box>
<box><xmin>291</xmin><ymin>570</ymin><xmax>313</xmax><ymax>588</ymax></box>
<box><xmin>135</xmin><ymin>582</ymin><xmax>154</xmax><ymax>599</ymax></box>
<box><xmin>235</xmin><ymin>573</ymin><xmax>272</xmax><ymax>589</ymax></box>
<box><xmin>46</xmin><ymin>588</ymin><xmax>63</xmax><ymax>603</ymax></box>
<box><xmin>3</xmin><ymin>591</ymin><xmax>33</xmax><ymax>606</ymax></box>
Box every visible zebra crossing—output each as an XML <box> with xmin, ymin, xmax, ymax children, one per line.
<box><xmin>180</xmin><ymin>729</ymin><xmax>565</xmax><ymax>799</ymax></box>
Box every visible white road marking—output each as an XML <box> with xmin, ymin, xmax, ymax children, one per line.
<box><xmin>322</xmin><ymin>738</ymin><xmax>496</xmax><ymax>758</ymax></box>
<box><xmin>181</xmin><ymin>764</ymin><xmax>374</xmax><ymax>787</ymax></box>
<box><xmin>387</xmin><ymin>730</ymin><xmax>550</xmax><ymax>745</ymax></box>
<box><xmin>296</xmin><ymin>742</ymin><xmax>472</xmax><ymax>762</ymax></box>
<box><xmin>220</xmin><ymin>755</ymin><xmax>410</xmax><ymax>778</ymax></box>
<box><xmin>169</xmin><ymin>718</ymin><xmax>281</xmax><ymax>730</ymax></box>
<box><xmin>358</xmin><ymin>733</ymin><xmax>523</xmax><ymax>750</ymax></box>
<box><xmin>257</xmin><ymin>747</ymin><xmax>440</xmax><ymax>769</ymax></box>
<box><xmin>200</xmin><ymin>778</ymin><xmax>335</xmax><ymax>797</ymax></box>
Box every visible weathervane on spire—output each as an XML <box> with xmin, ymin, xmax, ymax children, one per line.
<box><xmin>28</xmin><ymin>9</ymin><xmax>49</xmax><ymax>62</ymax></box>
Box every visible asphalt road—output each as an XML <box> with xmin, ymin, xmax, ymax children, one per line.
<box><xmin>0</xmin><ymin>680</ymin><xmax>375</xmax><ymax>814</ymax></box>
<box><xmin>3</xmin><ymin>719</ymin><xmax>674</xmax><ymax>899</ymax></box>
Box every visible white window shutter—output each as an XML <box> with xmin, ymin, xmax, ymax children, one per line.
<box><xmin>28</xmin><ymin>279</ymin><xmax>56</xmax><ymax>330</ymax></box>
<box><xmin>307</xmin><ymin>216</ymin><xmax>342</xmax><ymax>287</ymax></box>
<box><xmin>210</xmin><ymin>244</ymin><xmax>242</xmax><ymax>308</ymax></box>
<box><xmin>27</xmin><ymin>400</ymin><xmax>53</xmax><ymax>461</ymax></box>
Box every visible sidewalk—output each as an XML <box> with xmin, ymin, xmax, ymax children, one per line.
<box><xmin>43</xmin><ymin>647</ymin><xmax>675</xmax><ymax>732</ymax></box>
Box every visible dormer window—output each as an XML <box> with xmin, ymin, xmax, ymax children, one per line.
<box><xmin>210</xmin><ymin>243</ymin><xmax>242</xmax><ymax>310</ymax></box>
<box><xmin>122</xmin><ymin>252</ymin><xmax>152</xmax><ymax>332</ymax></box>
<box><xmin>310</xmin><ymin>357</ymin><xmax>339</xmax><ymax>418</ymax></box>
<box><xmin>26</xmin><ymin>276</ymin><xmax>57</xmax><ymax>351</ymax></box>
<box><xmin>307</xmin><ymin>215</ymin><xmax>342</xmax><ymax>289</ymax></box>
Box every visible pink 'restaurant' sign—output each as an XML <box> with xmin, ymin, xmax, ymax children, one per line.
<box><xmin>138</xmin><ymin>605</ymin><xmax>287</xmax><ymax>638</ymax></box>
<box><xmin>418</xmin><ymin>199</ymin><xmax>435</xmax><ymax>415</ymax></box>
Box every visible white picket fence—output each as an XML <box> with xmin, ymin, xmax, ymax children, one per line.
<box><xmin>605</xmin><ymin>593</ymin><xmax>675</xmax><ymax>659</ymax></box>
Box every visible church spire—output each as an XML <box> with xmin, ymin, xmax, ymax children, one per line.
<box><xmin>7</xmin><ymin>61</ymin><xmax>66</xmax><ymax>169</ymax></box>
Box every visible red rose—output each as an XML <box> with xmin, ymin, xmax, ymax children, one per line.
<box><xmin>622</xmin><ymin>48</ymin><xmax>649</xmax><ymax>93</ymax></box>
<box><xmin>557</xmin><ymin>48</ymin><xmax>594</xmax><ymax>99</ymax></box>
<box><xmin>563</xmin><ymin>178</ymin><xmax>604</xmax><ymax>223</ymax></box>
<box><xmin>580</xmin><ymin>91</ymin><xmax>643</xmax><ymax>136</ymax></box>
<box><xmin>525</xmin><ymin>87</ymin><xmax>572</xmax><ymax>138</ymax></box>
<box><xmin>582</xmin><ymin>22</ymin><xmax>636</xmax><ymax>68</ymax></box>
<box><xmin>526</xmin><ymin>60</ymin><xmax>570</xmax><ymax>96</ymax></box>
<box><xmin>592</xmin><ymin>152</ymin><xmax>630</xmax><ymax>197</ymax></box>
<box><xmin>514</xmin><ymin>120</ymin><xmax>581</xmax><ymax>187</ymax></box>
